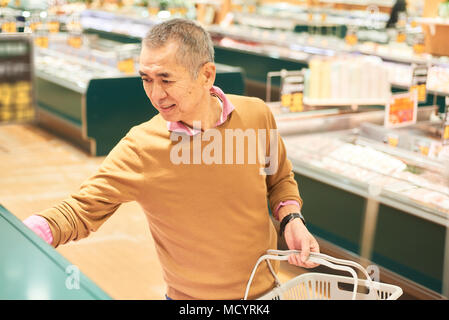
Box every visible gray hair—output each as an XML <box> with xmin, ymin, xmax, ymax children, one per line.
<box><xmin>143</xmin><ymin>18</ymin><xmax>215</xmax><ymax>79</ymax></box>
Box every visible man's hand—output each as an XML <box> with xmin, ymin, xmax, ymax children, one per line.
<box><xmin>278</xmin><ymin>204</ymin><xmax>320</xmax><ymax>268</ymax></box>
<box><xmin>283</xmin><ymin>218</ymin><xmax>320</xmax><ymax>268</ymax></box>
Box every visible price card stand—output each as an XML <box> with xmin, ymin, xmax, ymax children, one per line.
<box><xmin>0</xmin><ymin>34</ymin><xmax>35</xmax><ymax>124</ymax></box>
<box><xmin>410</xmin><ymin>63</ymin><xmax>429</xmax><ymax>104</ymax></box>
<box><xmin>266</xmin><ymin>69</ymin><xmax>305</xmax><ymax>113</ymax></box>
<box><xmin>443</xmin><ymin>97</ymin><xmax>449</xmax><ymax>145</ymax></box>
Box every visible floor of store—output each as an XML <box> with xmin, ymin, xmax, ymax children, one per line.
<box><xmin>0</xmin><ymin>123</ymin><xmax>306</xmax><ymax>300</ymax></box>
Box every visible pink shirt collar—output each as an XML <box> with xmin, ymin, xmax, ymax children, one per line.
<box><xmin>166</xmin><ymin>86</ymin><xmax>235</xmax><ymax>136</ymax></box>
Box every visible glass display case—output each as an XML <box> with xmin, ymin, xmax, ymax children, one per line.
<box><xmin>278</xmin><ymin>107</ymin><xmax>449</xmax><ymax>296</ymax></box>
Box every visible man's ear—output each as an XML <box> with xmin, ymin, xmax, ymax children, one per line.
<box><xmin>200</xmin><ymin>62</ymin><xmax>216</xmax><ymax>88</ymax></box>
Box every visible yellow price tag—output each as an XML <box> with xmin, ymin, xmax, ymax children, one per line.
<box><xmin>397</xmin><ymin>33</ymin><xmax>406</xmax><ymax>43</ymax></box>
<box><xmin>410</xmin><ymin>84</ymin><xmax>426</xmax><ymax>102</ymax></box>
<box><xmin>14</xmin><ymin>81</ymin><xmax>31</xmax><ymax>105</ymax></box>
<box><xmin>444</xmin><ymin>125</ymin><xmax>449</xmax><ymax>140</ymax></box>
<box><xmin>0</xmin><ymin>83</ymin><xmax>12</xmax><ymax>106</ymax></box>
<box><xmin>419</xmin><ymin>145</ymin><xmax>429</xmax><ymax>156</ymax></box>
<box><xmin>413</xmin><ymin>43</ymin><xmax>425</xmax><ymax>54</ymax></box>
<box><xmin>30</xmin><ymin>22</ymin><xmax>42</xmax><ymax>32</ymax></box>
<box><xmin>148</xmin><ymin>7</ymin><xmax>159</xmax><ymax>15</ymax></box>
<box><xmin>68</xmin><ymin>36</ymin><xmax>82</xmax><ymax>48</ymax></box>
<box><xmin>117</xmin><ymin>58</ymin><xmax>135</xmax><ymax>74</ymax></box>
<box><xmin>291</xmin><ymin>92</ymin><xmax>304</xmax><ymax>112</ymax></box>
<box><xmin>345</xmin><ymin>34</ymin><xmax>357</xmax><ymax>46</ymax></box>
<box><xmin>47</xmin><ymin>21</ymin><xmax>60</xmax><ymax>33</ymax></box>
<box><xmin>387</xmin><ymin>136</ymin><xmax>399</xmax><ymax>147</ymax></box>
<box><xmin>281</xmin><ymin>93</ymin><xmax>291</xmax><ymax>108</ymax></box>
<box><xmin>35</xmin><ymin>36</ymin><xmax>49</xmax><ymax>48</ymax></box>
<box><xmin>2</xmin><ymin>22</ymin><xmax>17</xmax><ymax>33</ymax></box>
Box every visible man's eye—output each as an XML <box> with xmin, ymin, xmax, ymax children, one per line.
<box><xmin>141</xmin><ymin>78</ymin><xmax>151</xmax><ymax>83</ymax></box>
<box><xmin>162</xmin><ymin>79</ymin><xmax>172</xmax><ymax>84</ymax></box>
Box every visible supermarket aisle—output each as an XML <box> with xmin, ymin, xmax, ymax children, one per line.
<box><xmin>0</xmin><ymin>123</ymin><xmax>301</xmax><ymax>300</ymax></box>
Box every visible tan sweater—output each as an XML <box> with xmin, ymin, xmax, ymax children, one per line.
<box><xmin>37</xmin><ymin>94</ymin><xmax>302</xmax><ymax>300</ymax></box>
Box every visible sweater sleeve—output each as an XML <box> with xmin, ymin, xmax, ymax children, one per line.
<box><xmin>263</xmin><ymin>105</ymin><xmax>303</xmax><ymax>220</ymax></box>
<box><xmin>35</xmin><ymin>130</ymin><xmax>145</xmax><ymax>247</ymax></box>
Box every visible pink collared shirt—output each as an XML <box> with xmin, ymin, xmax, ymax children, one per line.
<box><xmin>166</xmin><ymin>86</ymin><xmax>234</xmax><ymax>135</ymax></box>
<box><xmin>23</xmin><ymin>86</ymin><xmax>299</xmax><ymax>244</ymax></box>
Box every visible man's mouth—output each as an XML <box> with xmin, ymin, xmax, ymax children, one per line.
<box><xmin>160</xmin><ymin>104</ymin><xmax>176</xmax><ymax>112</ymax></box>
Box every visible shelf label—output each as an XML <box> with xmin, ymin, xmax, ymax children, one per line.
<box><xmin>384</xmin><ymin>91</ymin><xmax>417</xmax><ymax>128</ymax></box>
<box><xmin>117</xmin><ymin>58</ymin><xmax>135</xmax><ymax>75</ymax></box>
<box><xmin>0</xmin><ymin>35</ymin><xmax>35</xmax><ymax>124</ymax></box>
<box><xmin>30</xmin><ymin>22</ymin><xmax>42</xmax><ymax>32</ymax></box>
<box><xmin>47</xmin><ymin>21</ymin><xmax>60</xmax><ymax>33</ymax></box>
<box><xmin>385</xmin><ymin>133</ymin><xmax>399</xmax><ymax>147</ymax></box>
<box><xmin>67</xmin><ymin>34</ymin><xmax>82</xmax><ymax>49</ymax></box>
<box><xmin>410</xmin><ymin>64</ymin><xmax>428</xmax><ymax>103</ymax></box>
<box><xmin>1</xmin><ymin>22</ymin><xmax>17</xmax><ymax>33</ymax></box>
<box><xmin>280</xmin><ymin>71</ymin><xmax>304</xmax><ymax>113</ymax></box>
<box><xmin>443</xmin><ymin>97</ymin><xmax>449</xmax><ymax>145</ymax></box>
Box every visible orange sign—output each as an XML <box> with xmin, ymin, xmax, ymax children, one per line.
<box><xmin>384</xmin><ymin>92</ymin><xmax>417</xmax><ymax>128</ymax></box>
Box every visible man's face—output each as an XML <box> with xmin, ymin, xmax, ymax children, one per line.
<box><xmin>139</xmin><ymin>41</ymin><xmax>208</xmax><ymax>124</ymax></box>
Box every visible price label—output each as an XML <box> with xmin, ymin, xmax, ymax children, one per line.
<box><xmin>443</xmin><ymin>124</ymin><xmax>449</xmax><ymax>143</ymax></box>
<box><xmin>67</xmin><ymin>35</ymin><xmax>82</xmax><ymax>48</ymax></box>
<box><xmin>2</xmin><ymin>22</ymin><xmax>17</xmax><ymax>33</ymax></box>
<box><xmin>410</xmin><ymin>64</ymin><xmax>428</xmax><ymax>102</ymax></box>
<box><xmin>345</xmin><ymin>34</ymin><xmax>357</xmax><ymax>46</ymax></box>
<box><xmin>34</xmin><ymin>36</ymin><xmax>49</xmax><ymax>48</ymax></box>
<box><xmin>417</xmin><ymin>140</ymin><xmax>430</xmax><ymax>156</ymax></box>
<box><xmin>117</xmin><ymin>58</ymin><xmax>135</xmax><ymax>75</ymax></box>
<box><xmin>384</xmin><ymin>91</ymin><xmax>418</xmax><ymax>128</ymax></box>
<box><xmin>385</xmin><ymin>133</ymin><xmax>399</xmax><ymax>147</ymax></box>
<box><xmin>396</xmin><ymin>32</ymin><xmax>406</xmax><ymax>43</ymax></box>
<box><xmin>47</xmin><ymin>21</ymin><xmax>60</xmax><ymax>33</ymax></box>
<box><xmin>280</xmin><ymin>72</ymin><xmax>305</xmax><ymax>113</ymax></box>
<box><xmin>0</xmin><ymin>35</ymin><xmax>34</xmax><ymax>124</ymax></box>
<box><xmin>30</xmin><ymin>22</ymin><xmax>42</xmax><ymax>32</ymax></box>
<box><xmin>443</xmin><ymin>97</ymin><xmax>449</xmax><ymax>145</ymax></box>
<box><xmin>413</xmin><ymin>43</ymin><xmax>425</xmax><ymax>54</ymax></box>
<box><xmin>148</xmin><ymin>7</ymin><xmax>159</xmax><ymax>15</ymax></box>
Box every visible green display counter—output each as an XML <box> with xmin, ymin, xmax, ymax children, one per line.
<box><xmin>295</xmin><ymin>173</ymin><xmax>447</xmax><ymax>294</ymax></box>
<box><xmin>0</xmin><ymin>205</ymin><xmax>111</xmax><ymax>300</ymax></box>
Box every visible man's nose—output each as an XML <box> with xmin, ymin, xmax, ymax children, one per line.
<box><xmin>150</xmin><ymin>82</ymin><xmax>168</xmax><ymax>105</ymax></box>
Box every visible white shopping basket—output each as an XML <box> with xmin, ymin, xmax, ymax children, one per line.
<box><xmin>244</xmin><ymin>249</ymin><xmax>403</xmax><ymax>300</ymax></box>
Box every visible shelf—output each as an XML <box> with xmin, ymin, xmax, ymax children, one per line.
<box><xmin>303</xmin><ymin>97</ymin><xmax>389</xmax><ymax>107</ymax></box>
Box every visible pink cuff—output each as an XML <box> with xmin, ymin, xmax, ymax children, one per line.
<box><xmin>23</xmin><ymin>215</ymin><xmax>53</xmax><ymax>245</ymax></box>
<box><xmin>273</xmin><ymin>200</ymin><xmax>301</xmax><ymax>220</ymax></box>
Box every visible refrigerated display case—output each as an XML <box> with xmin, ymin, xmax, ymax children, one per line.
<box><xmin>277</xmin><ymin>106</ymin><xmax>449</xmax><ymax>297</ymax></box>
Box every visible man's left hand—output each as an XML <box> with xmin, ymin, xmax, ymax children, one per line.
<box><xmin>283</xmin><ymin>218</ymin><xmax>320</xmax><ymax>268</ymax></box>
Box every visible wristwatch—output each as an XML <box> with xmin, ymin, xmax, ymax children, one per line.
<box><xmin>280</xmin><ymin>212</ymin><xmax>306</xmax><ymax>237</ymax></box>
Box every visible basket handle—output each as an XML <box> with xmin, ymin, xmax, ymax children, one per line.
<box><xmin>268</xmin><ymin>249</ymin><xmax>375</xmax><ymax>284</ymax></box>
<box><xmin>244</xmin><ymin>250</ymin><xmax>376</xmax><ymax>300</ymax></box>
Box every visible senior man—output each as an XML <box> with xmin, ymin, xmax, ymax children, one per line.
<box><xmin>23</xmin><ymin>18</ymin><xmax>319</xmax><ymax>300</ymax></box>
